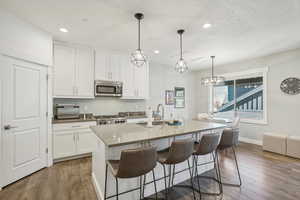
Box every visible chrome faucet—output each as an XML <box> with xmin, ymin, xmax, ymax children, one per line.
<box><xmin>156</xmin><ymin>104</ymin><xmax>165</xmax><ymax>121</ymax></box>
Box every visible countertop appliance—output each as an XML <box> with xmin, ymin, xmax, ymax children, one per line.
<box><xmin>95</xmin><ymin>80</ymin><xmax>123</xmax><ymax>97</ymax></box>
<box><xmin>94</xmin><ymin>115</ymin><xmax>127</xmax><ymax>125</ymax></box>
<box><xmin>55</xmin><ymin>104</ymin><xmax>80</xmax><ymax>120</ymax></box>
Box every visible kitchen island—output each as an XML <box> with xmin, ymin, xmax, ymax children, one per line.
<box><xmin>90</xmin><ymin>120</ymin><xmax>226</xmax><ymax>200</ymax></box>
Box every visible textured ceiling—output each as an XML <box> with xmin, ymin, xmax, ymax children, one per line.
<box><xmin>1</xmin><ymin>0</ymin><xmax>300</xmax><ymax>70</ymax></box>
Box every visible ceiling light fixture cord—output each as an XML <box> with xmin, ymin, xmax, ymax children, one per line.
<box><xmin>138</xmin><ymin>18</ymin><xmax>141</xmax><ymax>50</ymax></box>
<box><xmin>211</xmin><ymin>56</ymin><xmax>215</xmax><ymax>78</ymax></box>
<box><xmin>174</xmin><ymin>29</ymin><xmax>188</xmax><ymax>73</ymax></box>
<box><xmin>180</xmin><ymin>33</ymin><xmax>183</xmax><ymax>59</ymax></box>
<box><xmin>131</xmin><ymin>13</ymin><xmax>147</xmax><ymax>68</ymax></box>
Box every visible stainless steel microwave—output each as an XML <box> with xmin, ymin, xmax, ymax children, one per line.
<box><xmin>94</xmin><ymin>80</ymin><xmax>123</xmax><ymax>97</ymax></box>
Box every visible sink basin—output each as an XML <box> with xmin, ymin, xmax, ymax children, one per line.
<box><xmin>137</xmin><ymin>120</ymin><xmax>168</xmax><ymax>126</ymax></box>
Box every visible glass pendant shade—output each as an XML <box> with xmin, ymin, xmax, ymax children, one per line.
<box><xmin>131</xmin><ymin>49</ymin><xmax>146</xmax><ymax>67</ymax></box>
<box><xmin>175</xmin><ymin>58</ymin><xmax>188</xmax><ymax>73</ymax></box>
<box><xmin>131</xmin><ymin>13</ymin><xmax>147</xmax><ymax>68</ymax></box>
<box><xmin>175</xmin><ymin>29</ymin><xmax>188</xmax><ymax>73</ymax></box>
<box><xmin>201</xmin><ymin>76</ymin><xmax>225</xmax><ymax>85</ymax></box>
<box><xmin>201</xmin><ymin>56</ymin><xmax>225</xmax><ymax>86</ymax></box>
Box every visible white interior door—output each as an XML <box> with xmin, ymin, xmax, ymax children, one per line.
<box><xmin>1</xmin><ymin>56</ymin><xmax>48</xmax><ymax>187</ymax></box>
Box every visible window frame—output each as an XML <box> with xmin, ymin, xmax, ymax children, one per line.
<box><xmin>209</xmin><ymin>67</ymin><xmax>268</xmax><ymax>125</ymax></box>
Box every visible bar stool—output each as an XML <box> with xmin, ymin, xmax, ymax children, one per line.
<box><xmin>104</xmin><ymin>146</ymin><xmax>158</xmax><ymax>200</ymax></box>
<box><xmin>193</xmin><ymin>132</ymin><xmax>223</xmax><ymax>197</ymax></box>
<box><xmin>157</xmin><ymin>138</ymin><xmax>196</xmax><ymax>200</ymax></box>
<box><xmin>217</xmin><ymin>117</ymin><xmax>242</xmax><ymax>187</ymax></box>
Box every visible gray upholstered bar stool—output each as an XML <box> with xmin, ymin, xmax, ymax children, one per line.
<box><xmin>193</xmin><ymin>132</ymin><xmax>223</xmax><ymax>198</ymax></box>
<box><xmin>157</xmin><ymin>139</ymin><xmax>196</xmax><ymax>200</ymax></box>
<box><xmin>217</xmin><ymin>116</ymin><xmax>242</xmax><ymax>187</ymax></box>
<box><xmin>104</xmin><ymin>146</ymin><xmax>158</xmax><ymax>200</ymax></box>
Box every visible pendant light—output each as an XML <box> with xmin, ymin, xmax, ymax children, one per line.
<box><xmin>201</xmin><ymin>56</ymin><xmax>225</xmax><ymax>85</ymax></box>
<box><xmin>131</xmin><ymin>13</ymin><xmax>147</xmax><ymax>68</ymax></box>
<box><xmin>175</xmin><ymin>29</ymin><xmax>188</xmax><ymax>73</ymax></box>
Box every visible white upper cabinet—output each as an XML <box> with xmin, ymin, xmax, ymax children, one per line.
<box><xmin>53</xmin><ymin>44</ymin><xmax>76</xmax><ymax>97</ymax></box>
<box><xmin>76</xmin><ymin>48</ymin><xmax>94</xmax><ymax>98</ymax></box>
<box><xmin>121</xmin><ymin>56</ymin><xmax>149</xmax><ymax>99</ymax></box>
<box><xmin>95</xmin><ymin>51</ymin><xmax>120</xmax><ymax>81</ymax></box>
<box><xmin>94</xmin><ymin>52</ymin><xmax>109</xmax><ymax>80</ymax></box>
<box><xmin>53</xmin><ymin>43</ymin><xmax>94</xmax><ymax>98</ymax></box>
<box><xmin>95</xmin><ymin>50</ymin><xmax>149</xmax><ymax>99</ymax></box>
<box><xmin>120</xmin><ymin>56</ymin><xmax>135</xmax><ymax>98</ymax></box>
<box><xmin>134</xmin><ymin>62</ymin><xmax>149</xmax><ymax>99</ymax></box>
<box><xmin>110</xmin><ymin>54</ymin><xmax>121</xmax><ymax>81</ymax></box>
<box><xmin>95</xmin><ymin>52</ymin><xmax>120</xmax><ymax>81</ymax></box>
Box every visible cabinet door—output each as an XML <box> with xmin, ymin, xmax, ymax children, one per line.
<box><xmin>53</xmin><ymin>44</ymin><xmax>76</xmax><ymax>97</ymax></box>
<box><xmin>95</xmin><ymin>52</ymin><xmax>109</xmax><ymax>80</ymax></box>
<box><xmin>120</xmin><ymin>56</ymin><xmax>135</xmax><ymax>98</ymax></box>
<box><xmin>134</xmin><ymin>62</ymin><xmax>149</xmax><ymax>99</ymax></box>
<box><xmin>76</xmin><ymin>130</ymin><xmax>96</xmax><ymax>154</ymax></box>
<box><xmin>110</xmin><ymin>54</ymin><xmax>121</xmax><ymax>81</ymax></box>
<box><xmin>76</xmin><ymin>48</ymin><xmax>94</xmax><ymax>98</ymax></box>
<box><xmin>53</xmin><ymin>131</ymin><xmax>76</xmax><ymax>159</ymax></box>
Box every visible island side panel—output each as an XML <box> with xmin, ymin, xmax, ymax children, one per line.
<box><xmin>92</xmin><ymin>129</ymin><xmax>222</xmax><ymax>200</ymax></box>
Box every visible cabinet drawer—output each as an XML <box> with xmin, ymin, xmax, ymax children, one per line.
<box><xmin>53</xmin><ymin>121</ymin><xmax>96</xmax><ymax>132</ymax></box>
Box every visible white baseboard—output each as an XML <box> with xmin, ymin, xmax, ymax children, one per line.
<box><xmin>92</xmin><ymin>172</ymin><xmax>103</xmax><ymax>200</ymax></box>
<box><xmin>239</xmin><ymin>137</ymin><xmax>262</xmax><ymax>146</ymax></box>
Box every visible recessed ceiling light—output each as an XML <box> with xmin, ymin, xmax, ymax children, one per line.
<box><xmin>203</xmin><ymin>23</ymin><xmax>212</xmax><ymax>29</ymax></box>
<box><xmin>154</xmin><ymin>50</ymin><xmax>160</xmax><ymax>54</ymax></box>
<box><xmin>59</xmin><ymin>28</ymin><xmax>69</xmax><ymax>33</ymax></box>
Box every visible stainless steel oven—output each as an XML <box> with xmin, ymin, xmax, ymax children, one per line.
<box><xmin>94</xmin><ymin>80</ymin><xmax>123</xmax><ymax>97</ymax></box>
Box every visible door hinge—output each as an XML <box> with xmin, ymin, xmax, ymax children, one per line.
<box><xmin>45</xmin><ymin>148</ymin><xmax>48</xmax><ymax>154</ymax></box>
<box><xmin>46</xmin><ymin>74</ymin><xmax>49</xmax><ymax>80</ymax></box>
<box><xmin>46</xmin><ymin>112</ymin><xmax>48</xmax><ymax>117</ymax></box>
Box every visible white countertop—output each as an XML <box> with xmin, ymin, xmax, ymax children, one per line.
<box><xmin>91</xmin><ymin>120</ymin><xmax>227</xmax><ymax>147</ymax></box>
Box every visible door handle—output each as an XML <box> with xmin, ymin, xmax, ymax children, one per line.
<box><xmin>4</xmin><ymin>125</ymin><xmax>18</xmax><ymax>130</ymax></box>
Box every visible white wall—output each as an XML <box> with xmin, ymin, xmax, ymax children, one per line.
<box><xmin>0</xmin><ymin>9</ymin><xmax>52</xmax><ymax>66</ymax></box>
<box><xmin>195</xmin><ymin>48</ymin><xmax>300</xmax><ymax>143</ymax></box>
<box><xmin>54</xmin><ymin>62</ymin><xmax>197</xmax><ymax>120</ymax></box>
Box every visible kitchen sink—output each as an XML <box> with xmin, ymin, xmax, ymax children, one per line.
<box><xmin>137</xmin><ymin>120</ymin><xmax>168</xmax><ymax>126</ymax></box>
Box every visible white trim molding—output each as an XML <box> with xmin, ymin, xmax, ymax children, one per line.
<box><xmin>239</xmin><ymin>137</ymin><xmax>263</xmax><ymax>146</ymax></box>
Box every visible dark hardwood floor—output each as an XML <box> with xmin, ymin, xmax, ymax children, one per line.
<box><xmin>1</xmin><ymin>142</ymin><xmax>300</xmax><ymax>200</ymax></box>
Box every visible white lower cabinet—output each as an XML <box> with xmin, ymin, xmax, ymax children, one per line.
<box><xmin>53</xmin><ymin>121</ymin><xmax>97</xmax><ymax>160</ymax></box>
<box><xmin>53</xmin><ymin>131</ymin><xmax>77</xmax><ymax>159</ymax></box>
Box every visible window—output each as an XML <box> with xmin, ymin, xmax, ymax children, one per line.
<box><xmin>210</xmin><ymin>68</ymin><xmax>268</xmax><ymax>124</ymax></box>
